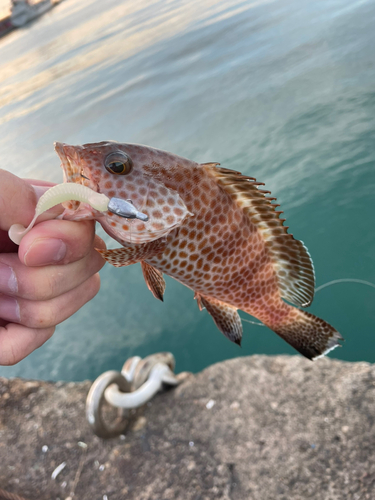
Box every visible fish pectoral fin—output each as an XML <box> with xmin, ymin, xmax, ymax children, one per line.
<box><xmin>96</xmin><ymin>238</ymin><xmax>167</xmax><ymax>268</ymax></box>
<box><xmin>195</xmin><ymin>293</ymin><xmax>243</xmax><ymax>346</ymax></box>
<box><xmin>200</xmin><ymin>162</ymin><xmax>220</xmax><ymax>167</ymax></box>
<box><xmin>62</xmin><ymin>205</ymin><xmax>97</xmax><ymax>221</ymax></box>
<box><xmin>141</xmin><ymin>262</ymin><xmax>166</xmax><ymax>301</ymax></box>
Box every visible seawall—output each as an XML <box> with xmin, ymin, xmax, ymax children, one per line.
<box><xmin>1</xmin><ymin>355</ymin><xmax>374</xmax><ymax>499</ymax></box>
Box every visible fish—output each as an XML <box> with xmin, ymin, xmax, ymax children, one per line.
<box><xmin>54</xmin><ymin>140</ymin><xmax>343</xmax><ymax>360</ymax></box>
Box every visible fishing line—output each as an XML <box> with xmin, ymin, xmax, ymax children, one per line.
<box><xmin>241</xmin><ymin>317</ymin><xmax>266</xmax><ymax>326</ymax></box>
<box><xmin>241</xmin><ymin>278</ymin><xmax>375</xmax><ymax>328</ymax></box>
<box><xmin>314</xmin><ymin>278</ymin><xmax>375</xmax><ymax>293</ymax></box>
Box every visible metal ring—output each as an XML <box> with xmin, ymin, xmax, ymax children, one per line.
<box><xmin>86</xmin><ymin>371</ymin><xmax>130</xmax><ymax>438</ymax></box>
<box><xmin>131</xmin><ymin>352</ymin><xmax>176</xmax><ymax>390</ymax></box>
<box><xmin>121</xmin><ymin>356</ymin><xmax>142</xmax><ymax>384</ymax></box>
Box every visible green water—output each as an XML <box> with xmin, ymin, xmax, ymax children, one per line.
<box><xmin>0</xmin><ymin>0</ymin><xmax>374</xmax><ymax>381</ymax></box>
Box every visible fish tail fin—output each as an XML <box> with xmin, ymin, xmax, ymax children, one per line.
<box><xmin>269</xmin><ymin>308</ymin><xmax>343</xmax><ymax>360</ymax></box>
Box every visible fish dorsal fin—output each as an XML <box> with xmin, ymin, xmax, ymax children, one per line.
<box><xmin>141</xmin><ymin>261</ymin><xmax>166</xmax><ymax>301</ymax></box>
<box><xmin>204</xmin><ymin>165</ymin><xmax>315</xmax><ymax>307</ymax></box>
<box><xmin>195</xmin><ymin>293</ymin><xmax>242</xmax><ymax>345</ymax></box>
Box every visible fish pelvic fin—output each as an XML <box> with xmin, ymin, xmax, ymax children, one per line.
<box><xmin>96</xmin><ymin>238</ymin><xmax>167</xmax><ymax>267</ymax></box>
<box><xmin>141</xmin><ymin>261</ymin><xmax>166</xmax><ymax>301</ymax></box>
<box><xmin>270</xmin><ymin>308</ymin><xmax>343</xmax><ymax>360</ymax></box>
<box><xmin>195</xmin><ymin>293</ymin><xmax>243</xmax><ymax>346</ymax></box>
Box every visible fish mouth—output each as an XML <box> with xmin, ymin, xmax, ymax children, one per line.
<box><xmin>54</xmin><ymin>142</ymin><xmax>88</xmax><ymax>185</ymax></box>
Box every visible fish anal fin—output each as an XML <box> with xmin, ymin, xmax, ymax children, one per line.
<box><xmin>196</xmin><ymin>293</ymin><xmax>242</xmax><ymax>346</ymax></box>
<box><xmin>271</xmin><ymin>309</ymin><xmax>343</xmax><ymax>360</ymax></box>
<box><xmin>204</xmin><ymin>164</ymin><xmax>315</xmax><ymax>307</ymax></box>
<box><xmin>141</xmin><ymin>262</ymin><xmax>166</xmax><ymax>301</ymax></box>
<box><xmin>96</xmin><ymin>238</ymin><xmax>167</xmax><ymax>268</ymax></box>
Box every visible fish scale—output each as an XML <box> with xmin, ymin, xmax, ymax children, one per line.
<box><xmin>55</xmin><ymin>140</ymin><xmax>343</xmax><ymax>360</ymax></box>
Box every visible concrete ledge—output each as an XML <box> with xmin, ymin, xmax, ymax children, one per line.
<box><xmin>1</xmin><ymin>355</ymin><xmax>374</xmax><ymax>499</ymax></box>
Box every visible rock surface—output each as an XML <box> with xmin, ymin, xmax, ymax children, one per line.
<box><xmin>1</xmin><ymin>355</ymin><xmax>375</xmax><ymax>500</ymax></box>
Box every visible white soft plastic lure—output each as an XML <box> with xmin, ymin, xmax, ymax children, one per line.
<box><xmin>8</xmin><ymin>183</ymin><xmax>109</xmax><ymax>245</ymax></box>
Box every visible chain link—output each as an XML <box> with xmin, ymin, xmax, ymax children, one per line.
<box><xmin>86</xmin><ymin>352</ymin><xmax>180</xmax><ymax>438</ymax></box>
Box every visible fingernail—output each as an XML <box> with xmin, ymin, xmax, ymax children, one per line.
<box><xmin>0</xmin><ymin>295</ymin><xmax>20</xmax><ymax>323</ymax></box>
<box><xmin>0</xmin><ymin>263</ymin><xmax>18</xmax><ymax>294</ymax></box>
<box><xmin>24</xmin><ymin>238</ymin><xmax>67</xmax><ymax>266</ymax></box>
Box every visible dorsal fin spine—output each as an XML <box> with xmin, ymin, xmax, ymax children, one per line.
<box><xmin>203</xmin><ymin>163</ymin><xmax>316</xmax><ymax>307</ymax></box>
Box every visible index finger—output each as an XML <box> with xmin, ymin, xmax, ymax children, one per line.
<box><xmin>0</xmin><ymin>170</ymin><xmax>39</xmax><ymax>231</ymax></box>
<box><xmin>0</xmin><ymin>170</ymin><xmax>61</xmax><ymax>232</ymax></box>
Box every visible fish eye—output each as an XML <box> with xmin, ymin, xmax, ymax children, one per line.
<box><xmin>104</xmin><ymin>152</ymin><xmax>133</xmax><ymax>175</ymax></box>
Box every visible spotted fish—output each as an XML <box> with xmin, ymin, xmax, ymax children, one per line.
<box><xmin>55</xmin><ymin>141</ymin><xmax>343</xmax><ymax>360</ymax></box>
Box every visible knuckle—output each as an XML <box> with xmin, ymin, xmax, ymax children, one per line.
<box><xmin>84</xmin><ymin>273</ymin><xmax>101</xmax><ymax>302</ymax></box>
<box><xmin>20</xmin><ymin>280</ymin><xmax>39</xmax><ymax>300</ymax></box>
<box><xmin>42</xmin><ymin>271</ymin><xmax>61</xmax><ymax>300</ymax></box>
<box><xmin>25</xmin><ymin>302</ymin><xmax>55</xmax><ymax>329</ymax></box>
<box><xmin>91</xmin><ymin>273</ymin><xmax>101</xmax><ymax>295</ymax></box>
<box><xmin>2</xmin><ymin>348</ymin><xmax>18</xmax><ymax>366</ymax></box>
<box><xmin>0</xmin><ymin>335</ymin><xmax>18</xmax><ymax>366</ymax></box>
<box><xmin>21</xmin><ymin>271</ymin><xmax>60</xmax><ymax>301</ymax></box>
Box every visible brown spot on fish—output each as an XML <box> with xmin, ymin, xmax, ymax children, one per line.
<box><xmin>187</xmin><ymin>242</ymin><xmax>196</xmax><ymax>252</ymax></box>
<box><xmin>174</xmin><ymin>172</ymin><xmax>184</xmax><ymax>182</ymax></box>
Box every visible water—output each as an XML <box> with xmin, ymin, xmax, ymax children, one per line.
<box><xmin>0</xmin><ymin>0</ymin><xmax>374</xmax><ymax>381</ymax></box>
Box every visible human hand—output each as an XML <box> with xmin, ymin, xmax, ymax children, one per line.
<box><xmin>0</xmin><ymin>169</ymin><xmax>106</xmax><ymax>365</ymax></box>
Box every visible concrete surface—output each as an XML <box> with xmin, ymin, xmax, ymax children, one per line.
<box><xmin>1</xmin><ymin>355</ymin><xmax>374</xmax><ymax>500</ymax></box>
